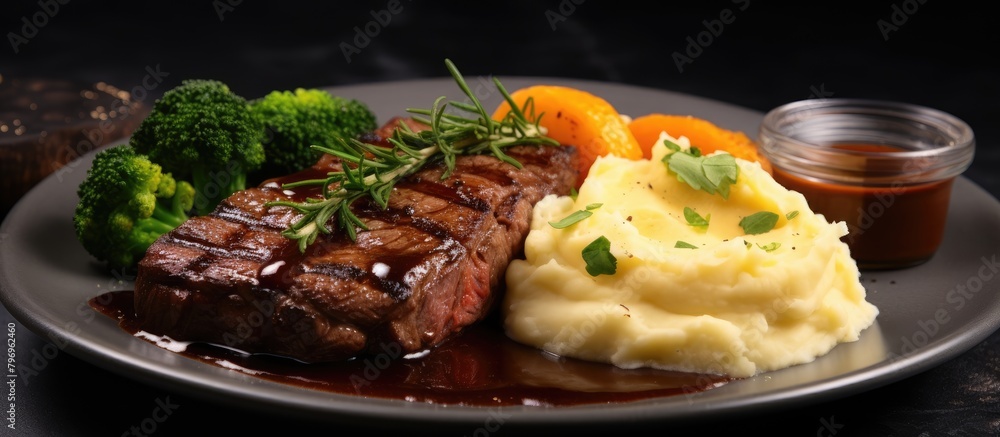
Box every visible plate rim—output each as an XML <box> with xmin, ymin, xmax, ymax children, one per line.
<box><xmin>3</xmin><ymin>76</ymin><xmax>1000</xmax><ymax>428</ymax></box>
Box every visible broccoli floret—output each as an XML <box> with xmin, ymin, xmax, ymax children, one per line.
<box><xmin>130</xmin><ymin>79</ymin><xmax>265</xmax><ymax>216</ymax></box>
<box><xmin>250</xmin><ymin>88</ymin><xmax>377</xmax><ymax>175</ymax></box>
<box><xmin>73</xmin><ymin>144</ymin><xmax>195</xmax><ymax>270</ymax></box>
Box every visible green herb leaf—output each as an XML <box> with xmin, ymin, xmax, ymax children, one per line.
<box><xmin>675</xmin><ymin>240</ymin><xmax>698</xmax><ymax>249</ymax></box>
<box><xmin>662</xmin><ymin>149</ymin><xmax>739</xmax><ymax>199</ymax></box>
<box><xmin>549</xmin><ymin>204</ymin><xmax>602</xmax><ymax>229</ymax></box>
<box><xmin>739</xmin><ymin>211</ymin><xmax>779</xmax><ymax>235</ymax></box>
<box><xmin>662</xmin><ymin>139</ymin><xmax>682</xmax><ymax>152</ymax></box>
<box><xmin>683</xmin><ymin>207</ymin><xmax>710</xmax><ymax>228</ymax></box>
<box><xmin>582</xmin><ymin>236</ymin><xmax>617</xmax><ymax>276</ymax></box>
<box><xmin>785</xmin><ymin>210</ymin><xmax>799</xmax><ymax>220</ymax></box>
<box><xmin>757</xmin><ymin>242</ymin><xmax>781</xmax><ymax>252</ymax></box>
<box><xmin>665</xmin><ymin>152</ymin><xmax>714</xmax><ymax>192</ymax></box>
<box><xmin>569</xmin><ymin>187</ymin><xmax>579</xmax><ymax>201</ymax></box>
<box><xmin>703</xmin><ymin>154</ymin><xmax>738</xmax><ymax>198</ymax></box>
<box><xmin>549</xmin><ymin>210</ymin><xmax>592</xmax><ymax>228</ymax></box>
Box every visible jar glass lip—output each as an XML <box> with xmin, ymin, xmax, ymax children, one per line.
<box><xmin>758</xmin><ymin>98</ymin><xmax>975</xmax><ymax>185</ymax></box>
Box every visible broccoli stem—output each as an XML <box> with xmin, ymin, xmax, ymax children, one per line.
<box><xmin>149</xmin><ymin>200</ymin><xmax>188</xmax><ymax>228</ymax></box>
<box><xmin>191</xmin><ymin>162</ymin><xmax>248</xmax><ymax>216</ymax></box>
<box><xmin>136</xmin><ymin>214</ymin><xmax>179</xmax><ymax>235</ymax></box>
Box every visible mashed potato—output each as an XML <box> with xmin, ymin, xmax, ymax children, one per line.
<box><xmin>503</xmin><ymin>133</ymin><xmax>879</xmax><ymax>378</ymax></box>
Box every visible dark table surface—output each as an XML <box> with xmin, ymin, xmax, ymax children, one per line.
<box><xmin>2</xmin><ymin>2</ymin><xmax>999</xmax><ymax>436</ymax></box>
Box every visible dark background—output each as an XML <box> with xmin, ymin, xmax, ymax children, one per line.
<box><xmin>2</xmin><ymin>1</ymin><xmax>999</xmax><ymax>436</ymax></box>
<box><xmin>5</xmin><ymin>1</ymin><xmax>998</xmax><ymax>194</ymax></box>
<box><xmin>7</xmin><ymin>1</ymin><xmax>998</xmax><ymax>108</ymax></box>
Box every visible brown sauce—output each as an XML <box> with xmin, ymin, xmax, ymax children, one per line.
<box><xmin>90</xmin><ymin>290</ymin><xmax>731</xmax><ymax>407</ymax></box>
<box><xmin>771</xmin><ymin>143</ymin><xmax>954</xmax><ymax>269</ymax></box>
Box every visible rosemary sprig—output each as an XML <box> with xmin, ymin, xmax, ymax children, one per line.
<box><xmin>267</xmin><ymin>59</ymin><xmax>558</xmax><ymax>252</ymax></box>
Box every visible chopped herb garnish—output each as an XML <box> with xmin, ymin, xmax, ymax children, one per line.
<box><xmin>683</xmin><ymin>207</ymin><xmax>710</xmax><ymax>228</ymax></box>
<box><xmin>739</xmin><ymin>211</ymin><xmax>779</xmax><ymax>235</ymax></box>
<box><xmin>675</xmin><ymin>240</ymin><xmax>698</xmax><ymax>249</ymax></box>
<box><xmin>549</xmin><ymin>210</ymin><xmax>592</xmax><ymax>229</ymax></box>
<box><xmin>662</xmin><ymin>149</ymin><xmax>738</xmax><ymax>199</ymax></box>
<box><xmin>569</xmin><ymin>187</ymin><xmax>579</xmax><ymax>201</ymax></box>
<box><xmin>757</xmin><ymin>242</ymin><xmax>781</xmax><ymax>252</ymax></box>
<box><xmin>549</xmin><ymin>203</ymin><xmax>602</xmax><ymax>229</ymax></box>
<box><xmin>582</xmin><ymin>236</ymin><xmax>617</xmax><ymax>276</ymax></box>
<box><xmin>785</xmin><ymin>210</ymin><xmax>799</xmax><ymax>220</ymax></box>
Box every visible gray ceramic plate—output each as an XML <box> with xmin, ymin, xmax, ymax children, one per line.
<box><xmin>3</xmin><ymin>77</ymin><xmax>1000</xmax><ymax>430</ymax></box>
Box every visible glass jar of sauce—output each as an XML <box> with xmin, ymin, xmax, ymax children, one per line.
<box><xmin>758</xmin><ymin>99</ymin><xmax>975</xmax><ymax>270</ymax></box>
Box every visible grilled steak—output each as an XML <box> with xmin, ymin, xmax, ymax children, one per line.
<box><xmin>133</xmin><ymin>118</ymin><xmax>578</xmax><ymax>363</ymax></box>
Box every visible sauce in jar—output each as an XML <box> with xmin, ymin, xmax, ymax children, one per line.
<box><xmin>771</xmin><ymin>143</ymin><xmax>954</xmax><ymax>269</ymax></box>
<box><xmin>758</xmin><ymin>99</ymin><xmax>975</xmax><ymax>270</ymax></box>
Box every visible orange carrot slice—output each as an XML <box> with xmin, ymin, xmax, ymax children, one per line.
<box><xmin>493</xmin><ymin>85</ymin><xmax>643</xmax><ymax>186</ymax></box>
<box><xmin>628</xmin><ymin>113</ymin><xmax>771</xmax><ymax>173</ymax></box>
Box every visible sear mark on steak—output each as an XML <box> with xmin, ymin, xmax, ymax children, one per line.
<box><xmin>133</xmin><ymin>117</ymin><xmax>578</xmax><ymax>363</ymax></box>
